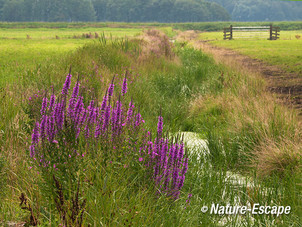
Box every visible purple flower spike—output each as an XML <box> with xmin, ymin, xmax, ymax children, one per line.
<box><xmin>62</xmin><ymin>73</ymin><xmax>72</xmax><ymax>95</ymax></box>
<box><xmin>41</xmin><ymin>97</ymin><xmax>48</xmax><ymax>116</ymax></box>
<box><xmin>101</xmin><ymin>92</ymin><xmax>107</xmax><ymax>111</ymax></box>
<box><xmin>102</xmin><ymin>105</ymin><xmax>111</xmax><ymax>131</ymax></box>
<box><xmin>121</xmin><ymin>74</ymin><xmax>128</xmax><ymax>96</ymax></box>
<box><xmin>49</xmin><ymin>94</ymin><xmax>56</xmax><ymax>113</ymax></box>
<box><xmin>47</xmin><ymin>115</ymin><xmax>55</xmax><ymax>142</ymax></box>
<box><xmin>74</xmin><ymin>96</ymin><xmax>84</xmax><ymax>123</ymax></box>
<box><xmin>40</xmin><ymin>115</ymin><xmax>47</xmax><ymax>142</ymax></box>
<box><xmin>68</xmin><ymin>82</ymin><xmax>80</xmax><ymax>118</ymax></box>
<box><xmin>87</xmin><ymin>100</ymin><xmax>95</xmax><ymax>123</ymax></box>
<box><xmin>157</xmin><ymin>115</ymin><xmax>163</xmax><ymax>137</ymax></box>
<box><xmin>31</xmin><ymin>122</ymin><xmax>40</xmax><ymax>144</ymax></box>
<box><xmin>54</xmin><ymin>103</ymin><xmax>64</xmax><ymax>130</ymax></box>
<box><xmin>72</xmin><ymin>82</ymin><xmax>80</xmax><ymax>99</ymax></box>
<box><xmin>108</xmin><ymin>83</ymin><xmax>115</xmax><ymax>97</ymax></box>
<box><xmin>126</xmin><ymin>100</ymin><xmax>134</xmax><ymax>123</ymax></box>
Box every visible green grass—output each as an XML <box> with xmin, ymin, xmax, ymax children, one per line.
<box><xmin>0</xmin><ymin>26</ymin><xmax>144</xmax><ymax>88</ymax></box>
<box><xmin>0</xmin><ymin>27</ymin><xmax>142</xmax><ymax>39</ymax></box>
<box><xmin>200</xmin><ymin>30</ymin><xmax>302</xmax><ymax>74</ymax></box>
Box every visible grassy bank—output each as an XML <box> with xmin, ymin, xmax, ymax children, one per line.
<box><xmin>199</xmin><ymin>30</ymin><xmax>302</xmax><ymax>74</ymax></box>
<box><xmin>0</xmin><ymin>28</ymin><xmax>301</xmax><ymax>226</ymax></box>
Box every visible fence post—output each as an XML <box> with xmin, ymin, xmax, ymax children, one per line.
<box><xmin>269</xmin><ymin>24</ymin><xmax>273</xmax><ymax>40</ymax></box>
<box><xmin>230</xmin><ymin>25</ymin><xmax>233</xmax><ymax>40</ymax></box>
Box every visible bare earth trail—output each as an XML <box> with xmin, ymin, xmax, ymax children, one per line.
<box><xmin>176</xmin><ymin>31</ymin><xmax>302</xmax><ymax>115</ymax></box>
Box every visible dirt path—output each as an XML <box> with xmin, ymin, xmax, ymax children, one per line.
<box><xmin>177</xmin><ymin>31</ymin><xmax>302</xmax><ymax>114</ymax></box>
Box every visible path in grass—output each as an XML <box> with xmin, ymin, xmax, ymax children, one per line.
<box><xmin>177</xmin><ymin>31</ymin><xmax>302</xmax><ymax>114</ymax></box>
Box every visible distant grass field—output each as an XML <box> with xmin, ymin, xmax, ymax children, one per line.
<box><xmin>0</xmin><ymin>26</ymin><xmax>146</xmax><ymax>87</ymax></box>
<box><xmin>199</xmin><ymin>30</ymin><xmax>302</xmax><ymax>74</ymax></box>
<box><xmin>0</xmin><ymin>27</ymin><xmax>142</xmax><ymax>39</ymax></box>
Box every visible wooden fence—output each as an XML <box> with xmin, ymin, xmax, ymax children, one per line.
<box><xmin>223</xmin><ymin>25</ymin><xmax>280</xmax><ymax>40</ymax></box>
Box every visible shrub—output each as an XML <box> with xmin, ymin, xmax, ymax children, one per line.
<box><xmin>28</xmin><ymin>70</ymin><xmax>189</xmax><ymax>224</ymax></box>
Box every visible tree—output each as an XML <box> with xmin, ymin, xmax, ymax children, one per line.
<box><xmin>2</xmin><ymin>0</ymin><xmax>26</xmax><ymax>21</ymax></box>
<box><xmin>68</xmin><ymin>0</ymin><xmax>96</xmax><ymax>22</ymax></box>
<box><xmin>92</xmin><ymin>0</ymin><xmax>107</xmax><ymax>21</ymax></box>
<box><xmin>207</xmin><ymin>0</ymin><xmax>302</xmax><ymax>21</ymax></box>
<box><xmin>0</xmin><ymin>0</ymin><xmax>231</xmax><ymax>22</ymax></box>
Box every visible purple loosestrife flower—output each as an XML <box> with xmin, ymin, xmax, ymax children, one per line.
<box><xmin>177</xmin><ymin>142</ymin><xmax>184</xmax><ymax>168</ymax></box>
<box><xmin>126</xmin><ymin>100</ymin><xmax>134</xmax><ymax>123</ymax></box>
<box><xmin>148</xmin><ymin>141</ymin><xmax>153</xmax><ymax>156</ymax></box>
<box><xmin>68</xmin><ymin>83</ymin><xmax>79</xmax><ymax>118</ymax></box>
<box><xmin>72</xmin><ymin>82</ymin><xmax>80</xmax><ymax>98</ymax></box>
<box><xmin>108</xmin><ymin>76</ymin><xmax>115</xmax><ymax>97</ymax></box>
<box><xmin>47</xmin><ymin>115</ymin><xmax>55</xmax><ymax>142</ymax></box>
<box><xmin>114</xmin><ymin>100</ymin><xmax>122</xmax><ymax>127</ymax></box>
<box><xmin>41</xmin><ymin>97</ymin><xmax>48</xmax><ymax>116</ymax></box>
<box><xmin>182</xmin><ymin>157</ymin><xmax>188</xmax><ymax>175</ymax></box>
<box><xmin>157</xmin><ymin>115</ymin><xmax>163</xmax><ymax>137</ymax></box>
<box><xmin>93</xmin><ymin>107</ymin><xmax>99</xmax><ymax>124</ymax></box>
<box><xmin>172</xmin><ymin>168</ymin><xmax>180</xmax><ymax>189</ymax></box>
<box><xmin>31</xmin><ymin>122</ymin><xmax>40</xmax><ymax>145</ymax></box>
<box><xmin>177</xmin><ymin>175</ymin><xmax>185</xmax><ymax>190</ymax></box>
<box><xmin>135</xmin><ymin>112</ymin><xmax>142</xmax><ymax>127</ymax></box>
<box><xmin>164</xmin><ymin>169</ymin><xmax>170</xmax><ymax>191</ymax></box>
<box><xmin>49</xmin><ymin>94</ymin><xmax>56</xmax><ymax>113</ymax></box>
<box><xmin>101</xmin><ymin>92</ymin><xmax>107</xmax><ymax>111</ymax></box>
<box><xmin>54</xmin><ymin>103</ymin><xmax>64</xmax><ymax>130</ymax></box>
<box><xmin>102</xmin><ymin>105</ymin><xmax>111</xmax><ymax>131</ymax></box>
<box><xmin>85</xmin><ymin>125</ymin><xmax>90</xmax><ymax>138</ymax></box>
<box><xmin>87</xmin><ymin>100</ymin><xmax>95</xmax><ymax>123</ymax></box>
<box><xmin>94</xmin><ymin>121</ymin><xmax>101</xmax><ymax>138</ymax></box>
<box><xmin>121</xmin><ymin>74</ymin><xmax>128</xmax><ymax>96</ymax></box>
<box><xmin>76</xmin><ymin>109</ymin><xmax>87</xmax><ymax>138</ymax></box>
<box><xmin>110</xmin><ymin>106</ymin><xmax>116</xmax><ymax>127</ymax></box>
<box><xmin>108</xmin><ymin>83</ymin><xmax>115</xmax><ymax>97</ymax></box>
<box><xmin>173</xmin><ymin>143</ymin><xmax>179</xmax><ymax>167</ymax></box>
<box><xmin>78</xmin><ymin>109</ymin><xmax>87</xmax><ymax>128</ymax></box>
<box><xmin>40</xmin><ymin>115</ymin><xmax>47</xmax><ymax>142</ymax></box>
<box><xmin>168</xmin><ymin>144</ymin><xmax>175</xmax><ymax>168</ymax></box>
<box><xmin>74</xmin><ymin>96</ymin><xmax>84</xmax><ymax>124</ymax></box>
<box><xmin>62</xmin><ymin>73</ymin><xmax>72</xmax><ymax>96</ymax></box>
<box><xmin>162</xmin><ymin>138</ymin><xmax>169</xmax><ymax>169</ymax></box>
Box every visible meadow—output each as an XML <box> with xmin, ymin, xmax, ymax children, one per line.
<box><xmin>0</xmin><ymin>23</ymin><xmax>301</xmax><ymax>226</ymax></box>
<box><xmin>199</xmin><ymin>30</ymin><xmax>302</xmax><ymax>74</ymax></box>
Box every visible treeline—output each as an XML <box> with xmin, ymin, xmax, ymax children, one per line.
<box><xmin>0</xmin><ymin>0</ymin><xmax>230</xmax><ymax>22</ymax></box>
<box><xmin>207</xmin><ymin>0</ymin><xmax>302</xmax><ymax>21</ymax></box>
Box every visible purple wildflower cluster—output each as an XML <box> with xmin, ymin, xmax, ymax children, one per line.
<box><xmin>140</xmin><ymin>119</ymin><xmax>188</xmax><ymax>199</ymax></box>
<box><xmin>29</xmin><ymin>72</ymin><xmax>188</xmax><ymax>199</ymax></box>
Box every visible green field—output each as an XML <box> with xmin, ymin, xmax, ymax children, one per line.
<box><xmin>0</xmin><ymin>27</ymin><xmax>142</xmax><ymax>39</ymax></box>
<box><xmin>0</xmin><ymin>26</ymin><xmax>144</xmax><ymax>87</ymax></box>
<box><xmin>0</xmin><ymin>24</ymin><xmax>301</xmax><ymax>226</ymax></box>
<box><xmin>200</xmin><ymin>30</ymin><xmax>302</xmax><ymax>74</ymax></box>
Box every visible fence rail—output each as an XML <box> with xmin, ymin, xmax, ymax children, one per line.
<box><xmin>223</xmin><ymin>25</ymin><xmax>280</xmax><ymax>40</ymax></box>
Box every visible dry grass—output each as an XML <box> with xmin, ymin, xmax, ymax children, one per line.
<box><xmin>254</xmin><ymin>138</ymin><xmax>302</xmax><ymax>178</ymax></box>
<box><xmin>176</xmin><ymin>30</ymin><xmax>199</xmax><ymax>42</ymax></box>
<box><xmin>138</xmin><ymin>29</ymin><xmax>174</xmax><ymax>61</ymax></box>
<box><xmin>189</xmin><ymin>69</ymin><xmax>302</xmax><ymax>177</ymax></box>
